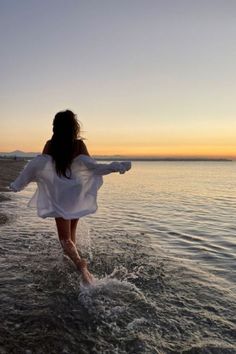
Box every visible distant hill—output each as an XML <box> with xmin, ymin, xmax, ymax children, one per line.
<box><xmin>0</xmin><ymin>150</ymin><xmax>39</xmax><ymax>158</ymax></box>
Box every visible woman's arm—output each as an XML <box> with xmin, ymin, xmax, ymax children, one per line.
<box><xmin>10</xmin><ymin>156</ymin><xmax>39</xmax><ymax>192</ymax></box>
<box><xmin>94</xmin><ymin>161</ymin><xmax>131</xmax><ymax>175</ymax></box>
<box><xmin>79</xmin><ymin>155</ymin><xmax>131</xmax><ymax>175</ymax></box>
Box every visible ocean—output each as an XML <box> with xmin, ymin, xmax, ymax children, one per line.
<box><xmin>0</xmin><ymin>161</ymin><xmax>235</xmax><ymax>353</ymax></box>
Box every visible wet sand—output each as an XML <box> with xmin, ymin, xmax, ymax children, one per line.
<box><xmin>0</xmin><ymin>159</ymin><xmax>26</xmax><ymax>192</ymax></box>
<box><xmin>0</xmin><ymin>159</ymin><xmax>26</xmax><ymax>224</ymax></box>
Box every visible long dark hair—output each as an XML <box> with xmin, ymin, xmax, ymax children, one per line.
<box><xmin>50</xmin><ymin>110</ymin><xmax>80</xmax><ymax>178</ymax></box>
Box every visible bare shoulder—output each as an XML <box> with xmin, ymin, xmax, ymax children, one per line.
<box><xmin>75</xmin><ymin>139</ymin><xmax>90</xmax><ymax>156</ymax></box>
<box><xmin>42</xmin><ymin>140</ymin><xmax>51</xmax><ymax>154</ymax></box>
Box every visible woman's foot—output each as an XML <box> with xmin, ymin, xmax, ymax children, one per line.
<box><xmin>78</xmin><ymin>258</ymin><xmax>95</xmax><ymax>285</ymax></box>
<box><xmin>81</xmin><ymin>268</ymin><xmax>95</xmax><ymax>285</ymax></box>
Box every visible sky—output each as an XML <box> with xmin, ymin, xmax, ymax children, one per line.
<box><xmin>0</xmin><ymin>0</ymin><xmax>236</xmax><ymax>158</ymax></box>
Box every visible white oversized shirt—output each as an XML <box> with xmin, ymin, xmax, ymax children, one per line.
<box><xmin>10</xmin><ymin>154</ymin><xmax>131</xmax><ymax>220</ymax></box>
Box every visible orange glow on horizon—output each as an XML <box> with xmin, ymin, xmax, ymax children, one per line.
<box><xmin>83</xmin><ymin>142</ymin><xmax>236</xmax><ymax>159</ymax></box>
<box><xmin>1</xmin><ymin>142</ymin><xmax>236</xmax><ymax>159</ymax></box>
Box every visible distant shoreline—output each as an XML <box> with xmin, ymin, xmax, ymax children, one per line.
<box><xmin>95</xmin><ymin>157</ymin><xmax>232</xmax><ymax>162</ymax></box>
<box><xmin>0</xmin><ymin>155</ymin><xmax>232</xmax><ymax>162</ymax></box>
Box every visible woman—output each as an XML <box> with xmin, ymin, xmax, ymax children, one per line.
<box><xmin>10</xmin><ymin>110</ymin><xmax>131</xmax><ymax>285</ymax></box>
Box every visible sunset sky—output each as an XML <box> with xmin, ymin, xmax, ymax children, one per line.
<box><xmin>1</xmin><ymin>0</ymin><xmax>236</xmax><ymax>158</ymax></box>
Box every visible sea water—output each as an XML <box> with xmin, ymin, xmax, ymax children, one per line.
<box><xmin>0</xmin><ymin>161</ymin><xmax>235</xmax><ymax>353</ymax></box>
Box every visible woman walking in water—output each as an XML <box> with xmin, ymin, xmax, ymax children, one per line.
<box><xmin>10</xmin><ymin>110</ymin><xmax>131</xmax><ymax>285</ymax></box>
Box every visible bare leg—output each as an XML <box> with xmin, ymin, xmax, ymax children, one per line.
<box><xmin>71</xmin><ymin>218</ymin><xmax>79</xmax><ymax>245</ymax></box>
<box><xmin>55</xmin><ymin>217</ymin><xmax>94</xmax><ymax>285</ymax></box>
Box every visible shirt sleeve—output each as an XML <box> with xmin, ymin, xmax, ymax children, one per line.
<box><xmin>9</xmin><ymin>156</ymin><xmax>39</xmax><ymax>192</ymax></box>
<box><xmin>78</xmin><ymin>155</ymin><xmax>132</xmax><ymax>175</ymax></box>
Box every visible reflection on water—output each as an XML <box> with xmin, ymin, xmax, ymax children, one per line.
<box><xmin>0</xmin><ymin>161</ymin><xmax>236</xmax><ymax>353</ymax></box>
<box><xmin>93</xmin><ymin>161</ymin><xmax>236</xmax><ymax>284</ymax></box>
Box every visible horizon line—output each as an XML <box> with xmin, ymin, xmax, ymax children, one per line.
<box><xmin>0</xmin><ymin>150</ymin><xmax>235</xmax><ymax>161</ymax></box>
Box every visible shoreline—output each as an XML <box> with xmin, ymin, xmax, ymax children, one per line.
<box><xmin>0</xmin><ymin>155</ymin><xmax>233</xmax><ymax>162</ymax></box>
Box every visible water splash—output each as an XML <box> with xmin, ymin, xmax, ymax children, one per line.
<box><xmin>77</xmin><ymin>219</ymin><xmax>93</xmax><ymax>260</ymax></box>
